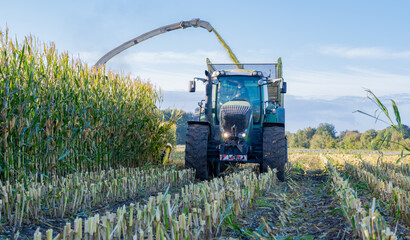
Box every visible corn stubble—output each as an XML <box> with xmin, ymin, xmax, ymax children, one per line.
<box><xmin>0</xmin><ymin>29</ymin><xmax>177</xmax><ymax>181</ymax></box>
<box><xmin>360</xmin><ymin>154</ymin><xmax>410</xmax><ymax>176</ymax></box>
<box><xmin>343</xmin><ymin>158</ymin><xmax>410</xmax><ymax>225</ymax></box>
<box><xmin>1</xmin><ymin>166</ymin><xmax>195</xmax><ymax>231</ymax></box>
<box><xmin>325</xmin><ymin>155</ymin><xmax>397</xmax><ymax>239</ymax></box>
<box><xmin>33</xmin><ymin>168</ymin><xmax>277</xmax><ymax>239</ymax></box>
<box><xmin>333</xmin><ymin>153</ymin><xmax>409</xmax><ymax>224</ymax></box>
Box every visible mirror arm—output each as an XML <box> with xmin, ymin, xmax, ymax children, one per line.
<box><xmin>194</xmin><ymin>77</ymin><xmax>207</xmax><ymax>83</ymax></box>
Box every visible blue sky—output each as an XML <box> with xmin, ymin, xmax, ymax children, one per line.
<box><xmin>1</xmin><ymin>0</ymin><xmax>409</xmax><ymax>133</ymax></box>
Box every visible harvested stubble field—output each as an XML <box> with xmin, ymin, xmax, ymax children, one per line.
<box><xmin>1</xmin><ymin>151</ymin><xmax>409</xmax><ymax>239</ymax></box>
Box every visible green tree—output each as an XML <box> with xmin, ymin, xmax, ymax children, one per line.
<box><xmin>400</xmin><ymin>124</ymin><xmax>410</xmax><ymax>138</ymax></box>
<box><xmin>305</xmin><ymin>127</ymin><xmax>316</xmax><ymax>139</ymax></box>
<box><xmin>288</xmin><ymin>127</ymin><xmax>316</xmax><ymax>148</ymax></box>
<box><xmin>360</xmin><ymin>129</ymin><xmax>377</xmax><ymax>149</ymax></box>
<box><xmin>316</xmin><ymin>123</ymin><xmax>337</xmax><ymax>138</ymax></box>
<box><xmin>338</xmin><ymin>130</ymin><xmax>347</xmax><ymax>139</ymax></box>
<box><xmin>310</xmin><ymin>131</ymin><xmax>336</xmax><ymax>149</ymax></box>
<box><xmin>340</xmin><ymin>130</ymin><xmax>361</xmax><ymax>149</ymax></box>
<box><xmin>308</xmin><ymin>123</ymin><xmax>337</xmax><ymax>149</ymax></box>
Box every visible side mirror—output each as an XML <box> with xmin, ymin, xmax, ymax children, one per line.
<box><xmin>280</xmin><ymin>82</ymin><xmax>287</xmax><ymax>94</ymax></box>
<box><xmin>189</xmin><ymin>80</ymin><xmax>196</xmax><ymax>92</ymax></box>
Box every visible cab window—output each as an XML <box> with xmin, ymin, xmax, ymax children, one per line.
<box><xmin>216</xmin><ymin>76</ymin><xmax>261</xmax><ymax>123</ymax></box>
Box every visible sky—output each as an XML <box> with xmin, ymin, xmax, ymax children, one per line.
<box><xmin>1</xmin><ymin>0</ymin><xmax>409</xmax><ymax>133</ymax></box>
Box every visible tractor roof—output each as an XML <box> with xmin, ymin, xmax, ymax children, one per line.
<box><xmin>211</xmin><ymin>69</ymin><xmax>264</xmax><ymax>78</ymax></box>
<box><xmin>208</xmin><ymin>63</ymin><xmax>278</xmax><ymax>79</ymax></box>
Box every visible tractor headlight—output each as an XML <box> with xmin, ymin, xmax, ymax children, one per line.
<box><xmin>239</xmin><ymin>130</ymin><xmax>247</xmax><ymax>138</ymax></box>
<box><xmin>252</xmin><ymin>71</ymin><xmax>263</xmax><ymax>77</ymax></box>
<box><xmin>223</xmin><ymin>132</ymin><xmax>230</xmax><ymax>138</ymax></box>
<box><xmin>212</xmin><ymin>70</ymin><xmax>226</xmax><ymax>78</ymax></box>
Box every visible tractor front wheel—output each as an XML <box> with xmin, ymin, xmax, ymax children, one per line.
<box><xmin>262</xmin><ymin>125</ymin><xmax>287</xmax><ymax>182</ymax></box>
<box><xmin>184</xmin><ymin>123</ymin><xmax>209</xmax><ymax>180</ymax></box>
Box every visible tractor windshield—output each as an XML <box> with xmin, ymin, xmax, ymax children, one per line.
<box><xmin>216</xmin><ymin>76</ymin><xmax>261</xmax><ymax>123</ymax></box>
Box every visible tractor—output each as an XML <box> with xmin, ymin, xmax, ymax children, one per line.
<box><xmin>185</xmin><ymin>59</ymin><xmax>288</xmax><ymax>181</ymax></box>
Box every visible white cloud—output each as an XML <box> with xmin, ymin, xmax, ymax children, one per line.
<box><xmin>320</xmin><ymin>45</ymin><xmax>410</xmax><ymax>59</ymax></box>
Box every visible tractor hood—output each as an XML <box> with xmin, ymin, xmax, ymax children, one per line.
<box><xmin>219</xmin><ymin>100</ymin><xmax>253</xmax><ymax>140</ymax></box>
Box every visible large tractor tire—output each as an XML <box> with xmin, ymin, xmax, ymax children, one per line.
<box><xmin>262</xmin><ymin>125</ymin><xmax>287</xmax><ymax>182</ymax></box>
<box><xmin>184</xmin><ymin>123</ymin><xmax>209</xmax><ymax>180</ymax></box>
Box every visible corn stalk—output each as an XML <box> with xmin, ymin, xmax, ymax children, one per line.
<box><xmin>0</xmin><ymin>28</ymin><xmax>178</xmax><ymax>182</ymax></box>
<box><xmin>325</xmin><ymin>155</ymin><xmax>396</xmax><ymax>239</ymax></box>
<box><xmin>32</xmin><ymin>168</ymin><xmax>277</xmax><ymax>239</ymax></box>
<box><xmin>345</xmin><ymin>162</ymin><xmax>410</xmax><ymax>225</ymax></box>
<box><xmin>0</xmin><ymin>166</ymin><xmax>195</xmax><ymax>230</ymax></box>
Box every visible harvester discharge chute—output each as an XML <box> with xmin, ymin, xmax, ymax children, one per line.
<box><xmin>94</xmin><ymin>18</ymin><xmax>240</xmax><ymax>67</ymax></box>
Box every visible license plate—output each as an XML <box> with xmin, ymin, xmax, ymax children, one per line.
<box><xmin>220</xmin><ymin>154</ymin><xmax>247</xmax><ymax>161</ymax></box>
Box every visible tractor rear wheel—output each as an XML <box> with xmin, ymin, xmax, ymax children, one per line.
<box><xmin>184</xmin><ymin>123</ymin><xmax>209</xmax><ymax>180</ymax></box>
<box><xmin>262</xmin><ymin>125</ymin><xmax>287</xmax><ymax>182</ymax></box>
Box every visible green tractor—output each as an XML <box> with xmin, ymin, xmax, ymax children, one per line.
<box><xmin>185</xmin><ymin>58</ymin><xmax>288</xmax><ymax>181</ymax></box>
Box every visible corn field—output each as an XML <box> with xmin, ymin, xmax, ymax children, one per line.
<box><xmin>2</xmin><ymin>29</ymin><xmax>410</xmax><ymax>239</ymax></box>
<box><xmin>0</xmin><ymin>29</ymin><xmax>177</xmax><ymax>181</ymax></box>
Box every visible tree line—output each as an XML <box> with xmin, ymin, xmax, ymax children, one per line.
<box><xmin>287</xmin><ymin>123</ymin><xmax>410</xmax><ymax>150</ymax></box>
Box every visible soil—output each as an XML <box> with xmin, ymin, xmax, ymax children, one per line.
<box><xmin>219</xmin><ymin>168</ymin><xmax>354</xmax><ymax>239</ymax></box>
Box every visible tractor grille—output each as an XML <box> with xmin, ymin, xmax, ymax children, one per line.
<box><xmin>220</xmin><ymin>105</ymin><xmax>252</xmax><ymax>134</ymax></box>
